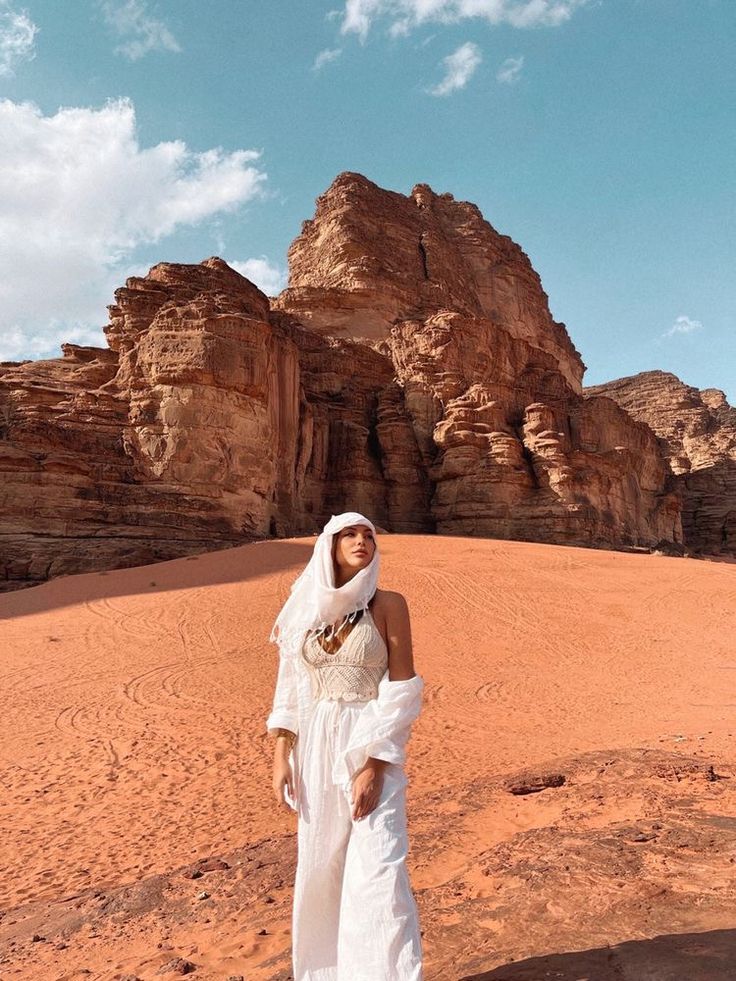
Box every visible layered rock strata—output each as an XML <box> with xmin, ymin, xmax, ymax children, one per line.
<box><xmin>277</xmin><ymin>175</ymin><xmax>584</xmax><ymax>392</ymax></box>
<box><xmin>0</xmin><ymin>257</ymin><xmax>430</xmax><ymax>590</ymax></box>
<box><xmin>0</xmin><ymin>174</ymin><xmax>686</xmax><ymax>589</ymax></box>
<box><xmin>277</xmin><ymin>174</ymin><xmax>681</xmax><ymax>548</ymax></box>
<box><xmin>585</xmin><ymin>370</ymin><xmax>736</xmax><ymax>554</ymax></box>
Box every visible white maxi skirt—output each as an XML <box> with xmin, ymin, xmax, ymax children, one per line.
<box><xmin>291</xmin><ymin>695</ymin><xmax>424</xmax><ymax>981</ymax></box>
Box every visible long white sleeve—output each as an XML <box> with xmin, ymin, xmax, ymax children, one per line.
<box><xmin>265</xmin><ymin>652</ymin><xmax>300</xmax><ymax>735</ymax></box>
<box><xmin>331</xmin><ymin>672</ymin><xmax>424</xmax><ymax>786</ymax></box>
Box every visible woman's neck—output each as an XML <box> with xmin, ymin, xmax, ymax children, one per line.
<box><xmin>334</xmin><ymin>567</ymin><xmax>360</xmax><ymax>588</ymax></box>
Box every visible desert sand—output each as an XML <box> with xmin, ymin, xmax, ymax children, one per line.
<box><xmin>1</xmin><ymin>534</ymin><xmax>734</xmax><ymax>980</ymax></box>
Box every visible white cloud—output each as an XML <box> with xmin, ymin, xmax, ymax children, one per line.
<box><xmin>0</xmin><ymin>97</ymin><xmax>267</xmax><ymax>362</ymax></box>
<box><xmin>0</xmin><ymin>1</ymin><xmax>37</xmax><ymax>76</ymax></box>
<box><xmin>228</xmin><ymin>257</ymin><xmax>287</xmax><ymax>296</ymax></box>
<box><xmin>0</xmin><ymin>324</ymin><xmax>110</xmax><ymax>362</ymax></box>
<box><xmin>662</xmin><ymin>315</ymin><xmax>704</xmax><ymax>339</ymax></box>
<box><xmin>428</xmin><ymin>40</ymin><xmax>481</xmax><ymax>96</ymax></box>
<box><xmin>388</xmin><ymin>17</ymin><xmax>412</xmax><ymax>37</ymax></box>
<box><xmin>341</xmin><ymin>0</ymin><xmax>588</xmax><ymax>41</ymax></box>
<box><xmin>497</xmin><ymin>54</ymin><xmax>523</xmax><ymax>83</ymax></box>
<box><xmin>100</xmin><ymin>0</ymin><xmax>181</xmax><ymax>60</ymax></box>
<box><xmin>313</xmin><ymin>46</ymin><xmax>343</xmax><ymax>70</ymax></box>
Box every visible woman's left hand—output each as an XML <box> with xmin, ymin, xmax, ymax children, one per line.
<box><xmin>350</xmin><ymin>760</ymin><xmax>386</xmax><ymax>820</ymax></box>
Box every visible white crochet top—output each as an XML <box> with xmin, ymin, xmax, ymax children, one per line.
<box><xmin>300</xmin><ymin>608</ymin><xmax>388</xmax><ymax>702</ymax></box>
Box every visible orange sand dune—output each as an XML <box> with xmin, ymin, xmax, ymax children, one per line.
<box><xmin>1</xmin><ymin>535</ymin><xmax>734</xmax><ymax>979</ymax></box>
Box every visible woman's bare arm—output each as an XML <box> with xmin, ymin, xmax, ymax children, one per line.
<box><xmin>382</xmin><ymin>591</ymin><xmax>416</xmax><ymax>681</ymax></box>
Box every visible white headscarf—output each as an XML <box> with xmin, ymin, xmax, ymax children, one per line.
<box><xmin>269</xmin><ymin>512</ymin><xmax>380</xmax><ymax>661</ymax></box>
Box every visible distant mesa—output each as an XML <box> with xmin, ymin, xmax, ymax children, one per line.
<box><xmin>1</xmin><ymin>172</ymin><xmax>732</xmax><ymax>590</ymax></box>
<box><xmin>584</xmin><ymin>370</ymin><xmax>736</xmax><ymax>558</ymax></box>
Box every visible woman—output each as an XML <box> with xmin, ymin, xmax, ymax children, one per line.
<box><xmin>266</xmin><ymin>511</ymin><xmax>425</xmax><ymax>981</ymax></box>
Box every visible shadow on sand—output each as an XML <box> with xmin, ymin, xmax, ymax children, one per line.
<box><xmin>0</xmin><ymin>538</ymin><xmax>315</xmax><ymax>621</ymax></box>
<box><xmin>461</xmin><ymin>928</ymin><xmax>736</xmax><ymax>980</ymax></box>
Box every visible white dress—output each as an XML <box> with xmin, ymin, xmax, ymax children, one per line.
<box><xmin>267</xmin><ymin>609</ymin><xmax>424</xmax><ymax>981</ymax></box>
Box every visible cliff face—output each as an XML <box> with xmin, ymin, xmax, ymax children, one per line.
<box><xmin>278</xmin><ymin>174</ymin><xmax>680</xmax><ymax>548</ymax></box>
<box><xmin>379</xmin><ymin>311</ymin><xmax>680</xmax><ymax>545</ymax></box>
<box><xmin>0</xmin><ymin>254</ymin><xmax>430</xmax><ymax>589</ymax></box>
<box><xmin>0</xmin><ymin>260</ymin><xmax>289</xmax><ymax>587</ymax></box>
<box><xmin>0</xmin><ymin>173</ymin><xmax>686</xmax><ymax>590</ymax></box>
<box><xmin>276</xmin><ymin>173</ymin><xmax>584</xmax><ymax>393</ymax></box>
<box><xmin>585</xmin><ymin>370</ymin><xmax>736</xmax><ymax>554</ymax></box>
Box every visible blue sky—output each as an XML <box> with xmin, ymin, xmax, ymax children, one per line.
<box><xmin>0</xmin><ymin>0</ymin><xmax>734</xmax><ymax>401</ymax></box>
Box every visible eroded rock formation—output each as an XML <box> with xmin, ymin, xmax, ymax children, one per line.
<box><xmin>276</xmin><ymin>174</ymin><xmax>681</xmax><ymax>547</ymax></box>
<box><xmin>585</xmin><ymin>370</ymin><xmax>736</xmax><ymax>554</ymax></box>
<box><xmin>278</xmin><ymin>175</ymin><xmax>583</xmax><ymax>392</ymax></box>
<box><xmin>0</xmin><ymin>173</ymin><xmax>687</xmax><ymax>589</ymax></box>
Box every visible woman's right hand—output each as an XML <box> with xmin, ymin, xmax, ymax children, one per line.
<box><xmin>272</xmin><ymin>758</ymin><xmax>297</xmax><ymax>811</ymax></box>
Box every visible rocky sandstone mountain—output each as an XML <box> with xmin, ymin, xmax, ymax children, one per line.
<box><xmin>277</xmin><ymin>177</ymin><xmax>583</xmax><ymax>391</ymax></box>
<box><xmin>585</xmin><ymin>370</ymin><xmax>736</xmax><ymax>555</ymax></box>
<box><xmin>0</xmin><ymin>173</ymin><xmax>688</xmax><ymax>589</ymax></box>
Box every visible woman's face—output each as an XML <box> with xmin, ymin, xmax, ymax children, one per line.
<box><xmin>333</xmin><ymin>524</ymin><xmax>377</xmax><ymax>577</ymax></box>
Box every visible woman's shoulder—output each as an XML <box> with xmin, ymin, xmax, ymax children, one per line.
<box><xmin>370</xmin><ymin>588</ymin><xmax>410</xmax><ymax>615</ymax></box>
